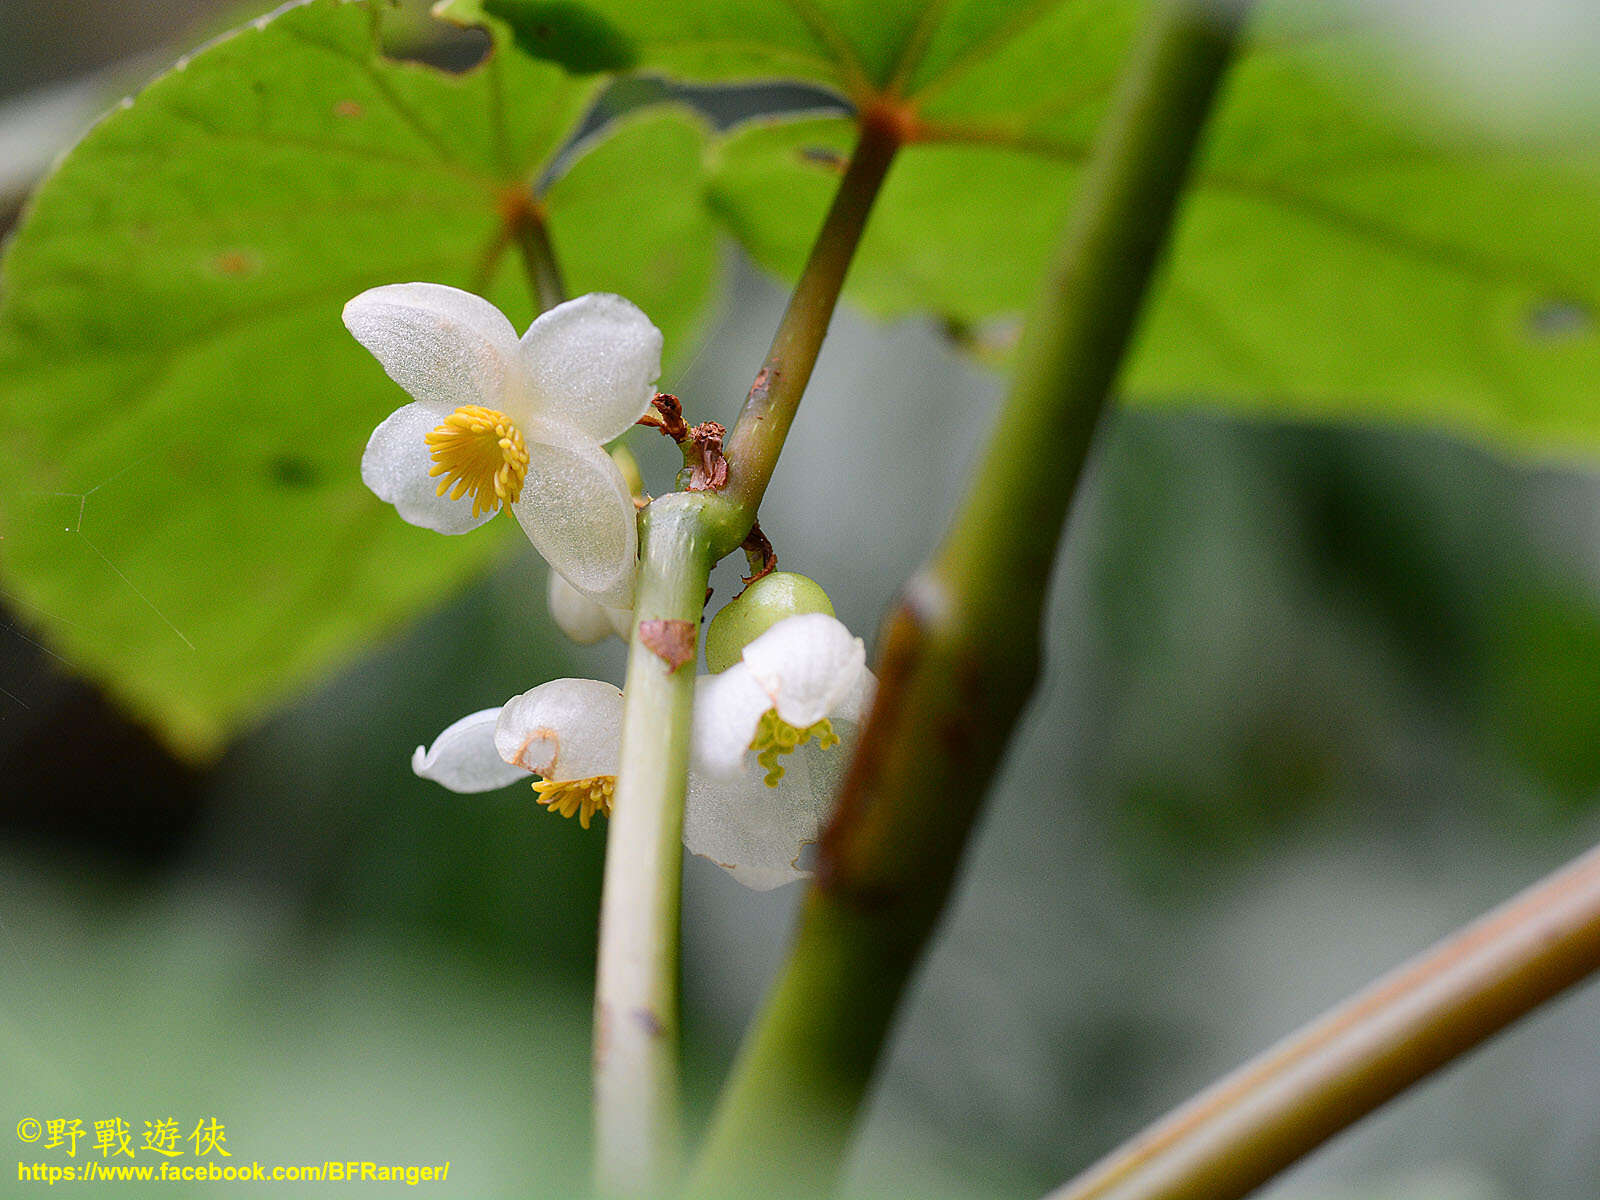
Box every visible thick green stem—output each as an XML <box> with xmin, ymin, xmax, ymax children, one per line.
<box><xmin>1047</xmin><ymin>837</ymin><xmax>1600</xmax><ymax>1200</ymax></box>
<box><xmin>689</xmin><ymin>6</ymin><xmax>1246</xmax><ymax>1197</ymax></box>
<box><xmin>718</xmin><ymin>110</ymin><xmax>902</xmax><ymax>526</ymax></box>
<box><xmin>594</xmin><ymin>494</ymin><xmax>715</xmax><ymax>1197</ymax></box>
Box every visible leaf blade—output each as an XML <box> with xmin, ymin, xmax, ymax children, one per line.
<box><xmin>0</xmin><ymin>0</ymin><xmax>719</xmax><ymax>757</ymax></box>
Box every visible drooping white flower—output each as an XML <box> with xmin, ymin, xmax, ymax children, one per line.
<box><xmin>495</xmin><ymin>676</ymin><xmax>626</xmax><ymax>829</ymax></box>
<box><xmin>346</xmin><ymin>284</ymin><xmax>661</xmax><ymax>607</ymax></box>
<box><xmin>414</xmin><ymin>678</ymin><xmax>624</xmax><ymax>828</ymax></box>
<box><xmin>686</xmin><ymin>612</ymin><xmax>875</xmax><ymax>889</ymax></box>
<box><xmin>691</xmin><ymin>612</ymin><xmax>875</xmax><ymax>782</ymax></box>
<box><xmin>679</xmin><ymin>746</ymin><xmax>851</xmax><ymax>891</ymax></box>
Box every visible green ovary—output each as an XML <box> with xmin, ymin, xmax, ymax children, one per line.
<box><xmin>749</xmin><ymin>709</ymin><xmax>840</xmax><ymax>786</ymax></box>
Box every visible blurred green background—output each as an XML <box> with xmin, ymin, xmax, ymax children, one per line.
<box><xmin>3</xmin><ymin>4</ymin><xmax>1600</xmax><ymax>1198</ymax></box>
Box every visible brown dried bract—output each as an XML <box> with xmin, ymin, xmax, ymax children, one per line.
<box><xmin>687</xmin><ymin>421</ymin><xmax>728</xmax><ymax>491</ymax></box>
<box><xmin>639</xmin><ymin>619</ymin><xmax>696</xmax><ymax>672</ymax></box>
<box><xmin>740</xmin><ymin>521</ymin><xmax>777</xmax><ymax>589</ymax></box>
<box><xmin>640</xmin><ymin>392</ymin><xmax>690</xmax><ymax>441</ymax></box>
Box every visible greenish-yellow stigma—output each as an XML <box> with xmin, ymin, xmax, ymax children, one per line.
<box><xmin>749</xmin><ymin>709</ymin><xmax>839</xmax><ymax>787</ymax></box>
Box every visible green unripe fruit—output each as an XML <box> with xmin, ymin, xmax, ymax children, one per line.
<box><xmin>705</xmin><ymin>572</ymin><xmax>835</xmax><ymax>673</ymax></box>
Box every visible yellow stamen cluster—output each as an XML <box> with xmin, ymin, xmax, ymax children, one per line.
<box><xmin>424</xmin><ymin>405</ymin><xmax>530</xmax><ymax>518</ymax></box>
<box><xmin>532</xmin><ymin>774</ymin><xmax>616</xmax><ymax>829</ymax></box>
<box><xmin>749</xmin><ymin>710</ymin><xmax>839</xmax><ymax>787</ymax></box>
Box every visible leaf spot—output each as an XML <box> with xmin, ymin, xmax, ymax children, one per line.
<box><xmin>482</xmin><ymin>0</ymin><xmax>639</xmax><ymax>73</ymax></box>
<box><xmin>210</xmin><ymin>250</ymin><xmax>260</xmax><ymax>278</ymax></box>
<box><xmin>1527</xmin><ymin>298</ymin><xmax>1593</xmax><ymax>342</ymax></box>
<box><xmin>266</xmin><ymin>454</ymin><xmax>319</xmax><ymax>489</ymax></box>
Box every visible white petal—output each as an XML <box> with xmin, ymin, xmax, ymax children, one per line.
<box><xmin>692</xmin><ymin>666</ymin><xmax>775</xmax><ymax>780</ymax></box>
<box><xmin>345</xmin><ymin>282</ymin><xmax>524</xmax><ymax>413</ymax></box>
<box><xmin>520</xmin><ymin>293</ymin><xmax>662</xmax><ymax>442</ymax></box>
<box><xmin>361</xmin><ymin>400</ymin><xmax>496</xmax><ymax>534</ymax></box>
<box><xmin>683</xmin><ymin>754</ymin><xmax>829</xmax><ymax>891</ymax></box>
<box><xmin>547</xmin><ymin>569</ymin><xmax>621</xmax><ymax>645</ymax></box>
<box><xmin>511</xmin><ymin>420</ymin><xmax>638</xmax><ymax>608</ymax></box>
<box><xmin>494</xmin><ymin>678</ymin><xmax>623</xmax><ymax>781</ymax></box>
<box><xmin>412</xmin><ymin>707</ymin><xmax>528</xmax><ymax>793</ymax></box>
<box><xmin>796</xmin><ymin>715</ymin><xmax>860</xmax><ymax>812</ymax></box>
<box><xmin>835</xmin><ymin>666</ymin><xmax>878</xmax><ymax>727</ymax></box>
<box><xmin>740</xmin><ymin>613</ymin><xmax>867</xmax><ymax>729</ymax></box>
<box><xmin>803</xmin><ymin>668</ymin><xmax>874</xmax><ymax>799</ymax></box>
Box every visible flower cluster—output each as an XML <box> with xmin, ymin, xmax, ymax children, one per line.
<box><xmin>412</xmin><ymin>613</ymin><xmax>874</xmax><ymax>890</ymax></box>
<box><xmin>348</xmin><ymin>284</ymin><xmax>873</xmax><ymax>889</ymax></box>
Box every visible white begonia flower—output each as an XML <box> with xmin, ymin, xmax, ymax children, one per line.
<box><xmin>547</xmin><ymin>568</ymin><xmax>632</xmax><ymax>646</ymax></box>
<box><xmin>346</xmin><ymin>283</ymin><xmax>662</xmax><ymax>607</ymax></box>
<box><xmin>687</xmin><ymin>612</ymin><xmax>876</xmax><ymax>889</ymax></box>
<box><xmin>413</xmin><ymin>677</ymin><xmax>625</xmax><ymax>828</ymax></box>
<box><xmin>494</xmin><ymin>676</ymin><xmax>626</xmax><ymax>829</ymax></box>
<box><xmin>691</xmin><ymin>612</ymin><xmax>875</xmax><ymax>782</ymax></box>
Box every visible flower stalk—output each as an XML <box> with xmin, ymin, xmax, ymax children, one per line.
<box><xmin>719</xmin><ymin>106</ymin><xmax>902</xmax><ymax>521</ymax></box>
<box><xmin>689</xmin><ymin>4</ymin><xmax>1249</xmax><ymax>1196</ymax></box>
<box><xmin>509</xmin><ymin>197</ymin><xmax>567</xmax><ymax>312</ymax></box>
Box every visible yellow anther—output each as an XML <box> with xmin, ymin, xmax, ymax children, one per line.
<box><xmin>531</xmin><ymin>774</ymin><xmax>616</xmax><ymax>830</ymax></box>
<box><xmin>424</xmin><ymin>405</ymin><xmax>530</xmax><ymax>518</ymax></box>
<box><xmin>749</xmin><ymin>710</ymin><xmax>840</xmax><ymax>787</ymax></box>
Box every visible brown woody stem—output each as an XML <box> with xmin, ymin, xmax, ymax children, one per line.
<box><xmin>1047</xmin><ymin>837</ymin><xmax>1600</xmax><ymax>1200</ymax></box>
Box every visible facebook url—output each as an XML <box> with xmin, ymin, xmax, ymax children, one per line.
<box><xmin>17</xmin><ymin>1160</ymin><xmax>450</xmax><ymax>1186</ymax></box>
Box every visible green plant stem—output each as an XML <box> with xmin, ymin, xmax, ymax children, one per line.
<box><xmin>1046</xmin><ymin>837</ymin><xmax>1600</xmax><ymax>1200</ymax></box>
<box><xmin>688</xmin><ymin>6</ymin><xmax>1247</xmax><ymax>1197</ymax></box>
<box><xmin>511</xmin><ymin>204</ymin><xmax>567</xmax><ymax>312</ymax></box>
<box><xmin>594</xmin><ymin>494</ymin><xmax>715</xmax><ymax>1197</ymax></box>
<box><xmin>718</xmin><ymin>109</ymin><xmax>901</xmax><ymax>524</ymax></box>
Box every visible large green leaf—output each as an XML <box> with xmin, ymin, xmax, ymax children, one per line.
<box><xmin>440</xmin><ymin>0</ymin><xmax>1130</xmax><ymax>109</ymax></box>
<box><xmin>0</xmin><ymin>0</ymin><xmax>718</xmax><ymax>758</ymax></box>
<box><xmin>704</xmin><ymin>98</ymin><xmax>1600</xmax><ymax>452</ymax></box>
<box><xmin>446</xmin><ymin>0</ymin><xmax>1600</xmax><ymax>456</ymax></box>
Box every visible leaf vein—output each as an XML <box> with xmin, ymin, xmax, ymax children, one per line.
<box><xmin>274</xmin><ymin>18</ymin><xmax>465</xmax><ymax>167</ymax></box>
<box><xmin>909</xmin><ymin>0</ymin><xmax>1066</xmax><ymax>106</ymax></box>
<box><xmin>142</xmin><ymin>101</ymin><xmax>497</xmax><ymax>187</ymax></box>
<box><xmin>775</xmin><ymin>0</ymin><xmax>876</xmax><ymax>99</ymax></box>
